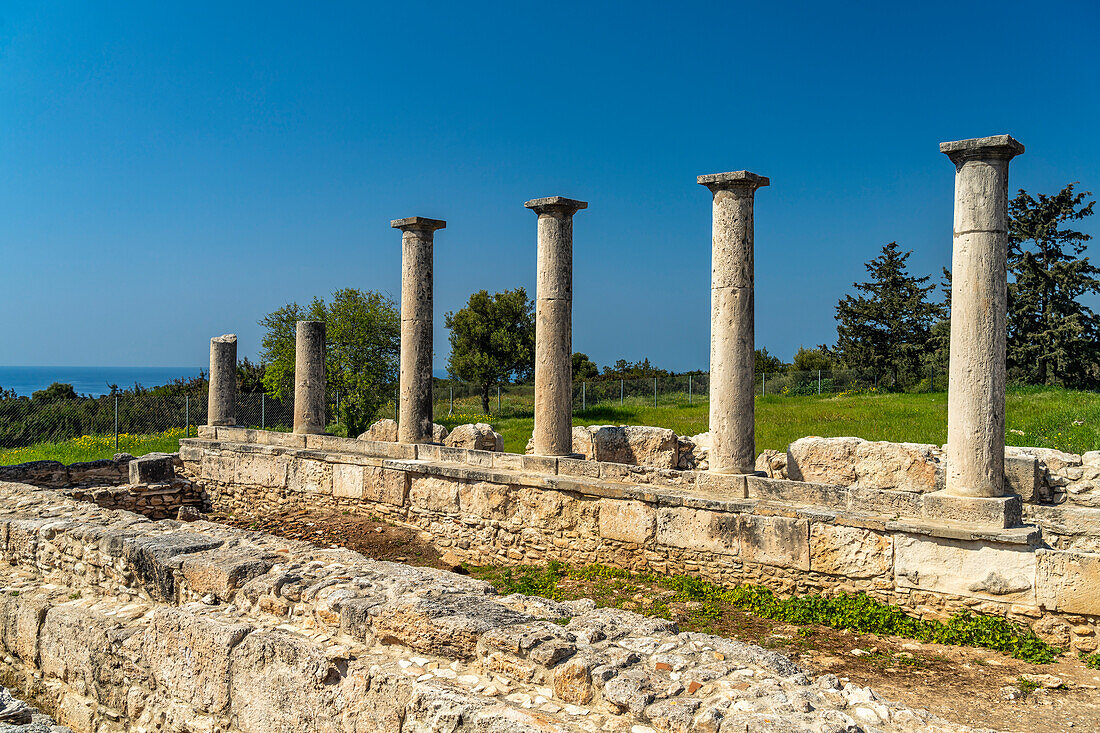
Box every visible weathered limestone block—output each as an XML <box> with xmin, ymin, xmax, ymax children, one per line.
<box><xmin>142</xmin><ymin>608</ymin><xmax>252</xmax><ymax>714</ymax></box>
<box><xmin>457</xmin><ymin>480</ymin><xmax>512</xmax><ymax>519</ymax></box>
<box><xmin>125</xmin><ymin>531</ymin><xmax>224</xmax><ymax>601</ymax></box>
<box><xmin>754</xmin><ymin>448</ymin><xmax>787</xmax><ymax>479</ymax></box>
<box><xmin>656</xmin><ymin>507</ymin><xmax>738</xmax><ymax>555</ymax></box>
<box><xmin>787</xmin><ymin>437</ymin><xmax>942</xmax><ymax>493</ymax></box>
<box><xmin>809</xmin><ymin>524</ymin><xmax>892</xmax><ymax>579</ymax></box>
<box><xmin>1008</xmin><ymin>445</ymin><xmax>1081</xmax><ymax>474</ymax></box>
<box><xmin>409</xmin><ymin>475</ymin><xmax>460</xmax><ymax>513</ymax></box>
<box><xmin>0</xmin><ymin>593</ymin><xmax>49</xmax><ymax>665</ymax></box>
<box><xmin>853</xmin><ymin>441</ymin><xmax>941</xmax><ymax>492</ymax></box>
<box><xmin>233</xmin><ymin>454</ymin><xmax>287</xmax><ymax>488</ymax></box>
<box><xmin>372</xmin><ymin>594</ymin><xmax>533</xmax><ymax>659</ymax></box>
<box><xmin>444</xmin><ymin>423</ymin><xmax>504</xmax><ymax>452</ymax></box>
<box><xmin>786</xmin><ymin>437</ymin><xmax>861</xmax><ymax>485</ymax></box>
<box><xmin>180</xmin><ymin>549</ymin><xmax>275</xmax><ymax>601</ymax></box>
<box><xmin>334</xmin><ymin>464</ymin><xmax>408</xmax><ymax>505</ymax></box>
<box><xmin>1005</xmin><ymin>454</ymin><xmax>1042</xmax><ymax>502</ymax></box>
<box><xmin>589</xmin><ymin>426</ymin><xmax>679</xmax><ymax>469</ymax></box>
<box><xmin>598</xmin><ymin>499</ymin><xmax>656</xmax><ymax>544</ymax></box>
<box><xmin>739</xmin><ymin>515</ymin><xmax>810</xmax><ymax>570</ymax></box>
<box><xmin>129</xmin><ymin>452</ymin><xmax>176</xmax><ymax>485</ymax></box>
<box><xmin>513</xmin><ymin>487</ymin><xmax>596</xmax><ymax>534</ymax></box>
<box><xmin>0</xmin><ymin>461</ymin><xmax>68</xmax><ymax>487</ymax></box>
<box><xmin>1037</xmin><ymin>549</ymin><xmax>1100</xmax><ymax>614</ymax></box>
<box><xmin>38</xmin><ymin>605</ymin><xmax>135</xmax><ymax>714</ymax></box>
<box><xmin>227</xmin><ymin>628</ymin><xmax>366</xmax><ymax>732</ymax></box>
<box><xmin>286</xmin><ymin>458</ymin><xmax>332</xmax><ymax>494</ymax></box>
<box><xmin>894</xmin><ymin>534</ymin><xmax>1036</xmax><ymax>604</ymax></box>
<box><xmin>359</xmin><ymin>418</ymin><xmax>398</xmax><ymax>442</ymax></box>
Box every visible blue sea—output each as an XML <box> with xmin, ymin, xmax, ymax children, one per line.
<box><xmin>0</xmin><ymin>367</ymin><xmax>204</xmax><ymax>397</ymax></box>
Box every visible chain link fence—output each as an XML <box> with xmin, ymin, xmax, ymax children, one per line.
<box><xmin>0</xmin><ymin>367</ymin><xmax>945</xmax><ymax>454</ymax></box>
<box><xmin>431</xmin><ymin>367</ymin><xmax>946</xmax><ymax>418</ymax></box>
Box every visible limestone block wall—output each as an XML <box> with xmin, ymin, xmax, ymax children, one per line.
<box><xmin>0</xmin><ymin>480</ymin><xmax>972</xmax><ymax>733</ymax></box>
<box><xmin>0</xmin><ymin>457</ymin><xmax>131</xmax><ymax>489</ymax></box>
<box><xmin>181</xmin><ymin>428</ymin><xmax>1100</xmax><ymax>653</ymax></box>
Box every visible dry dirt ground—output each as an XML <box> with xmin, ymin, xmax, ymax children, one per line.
<box><xmin>213</xmin><ymin>507</ymin><xmax>1100</xmax><ymax>733</ymax></box>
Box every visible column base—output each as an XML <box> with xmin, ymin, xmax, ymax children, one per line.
<box><xmin>922</xmin><ymin>490</ymin><xmax>1022</xmax><ymax>529</ymax></box>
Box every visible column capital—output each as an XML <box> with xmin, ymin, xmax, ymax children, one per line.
<box><xmin>391</xmin><ymin>217</ymin><xmax>446</xmax><ymax>233</ymax></box>
<box><xmin>211</xmin><ymin>333</ymin><xmax>237</xmax><ymax>344</ymax></box>
<box><xmin>940</xmin><ymin>135</ymin><xmax>1024</xmax><ymax>166</ymax></box>
<box><xmin>698</xmin><ymin>171</ymin><xmax>770</xmax><ymax>193</ymax></box>
<box><xmin>525</xmin><ymin>196</ymin><xmax>588</xmax><ymax>216</ymax></box>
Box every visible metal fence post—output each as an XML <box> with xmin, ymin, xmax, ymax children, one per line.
<box><xmin>185</xmin><ymin>395</ymin><xmax>189</xmax><ymax>438</ymax></box>
<box><xmin>620</xmin><ymin>379</ymin><xmax>624</xmax><ymax>406</ymax></box>
<box><xmin>930</xmin><ymin>365</ymin><xmax>934</xmax><ymax>391</ymax></box>
<box><xmin>261</xmin><ymin>393</ymin><xmax>266</xmax><ymax>429</ymax></box>
<box><xmin>653</xmin><ymin>377</ymin><xmax>657</xmax><ymax>408</ymax></box>
<box><xmin>394</xmin><ymin>388</ymin><xmax>398</xmax><ymax>420</ymax></box>
<box><xmin>817</xmin><ymin>369</ymin><xmax>821</xmax><ymax>395</ymax></box>
<box><xmin>762</xmin><ymin>372</ymin><xmax>766</xmax><ymax>396</ymax></box>
<box><xmin>582</xmin><ymin>382</ymin><xmax>586</xmax><ymax>411</ymax></box>
<box><xmin>688</xmin><ymin>374</ymin><xmax>692</xmax><ymax>405</ymax></box>
<box><xmin>497</xmin><ymin>384</ymin><xmax>501</xmax><ymax>414</ymax></box>
<box><xmin>114</xmin><ymin>394</ymin><xmax>119</xmax><ymax>451</ymax></box>
<box><xmin>449</xmin><ymin>385</ymin><xmax>454</xmax><ymax>415</ymax></box>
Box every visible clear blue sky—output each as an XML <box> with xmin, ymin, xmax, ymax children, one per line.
<box><xmin>2</xmin><ymin>1</ymin><xmax>1098</xmax><ymax>373</ymax></box>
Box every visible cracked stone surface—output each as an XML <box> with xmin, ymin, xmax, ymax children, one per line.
<box><xmin>0</xmin><ymin>479</ymin><xmax>987</xmax><ymax>732</ymax></box>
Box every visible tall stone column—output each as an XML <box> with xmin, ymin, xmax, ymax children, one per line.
<box><xmin>392</xmin><ymin>217</ymin><xmax>446</xmax><ymax>444</ymax></box>
<box><xmin>698</xmin><ymin>171</ymin><xmax>769</xmax><ymax>474</ymax></box>
<box><xmin>526</xmin><ymin>197</ymin><xmax>587</xmax><ymax>456</ymax></box>
<box><xmin>293</xmin><ymin>320</ymin><xmax>327</xmax><ymax>435</ymax></box>
<box><xmin>927</xmin><ymin>134</ymin><xmax>1024</xmax><ymax>528</ymax></box>
<box><xmin>207</xmin><ymin>334</ymin><xmax>237</xmax><ymax>426</ymax></box>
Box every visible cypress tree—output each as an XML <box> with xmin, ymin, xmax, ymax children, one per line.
<box><xmin>1007</xmin><ymin>183</ymin><xmax>1098</xmax><ymax>387</ymax></box>
<box><xmin>835</xmin><ymin>242</ymin><xmax>945</xmax><ymax>387</ymax></box>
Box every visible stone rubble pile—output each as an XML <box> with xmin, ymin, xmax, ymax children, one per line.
<box><xmin>0</xmin><ymin>479</ymin><xmax>981</xmax><ymax>733</ymax></box>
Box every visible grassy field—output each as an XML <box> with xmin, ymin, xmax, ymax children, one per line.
<box><xmin>4</xmin><ymin>386</ymin><xmax>1099</xmax><ymax>466</ymax></box>
<box><xmin>440</xmin><ymin>386</ymin><xmax>1100</xmax><ymax>455</ymax></box>
<box><xmin>0</xmin><ymin>428</ymin><xmax>189</xmax><ymax>466</ymax></box>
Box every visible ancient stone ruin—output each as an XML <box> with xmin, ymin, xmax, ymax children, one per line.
<box><xmin>4</xmin><ymin>134</ymin><xmax>1098</xmax><ymax>731</ymax></box>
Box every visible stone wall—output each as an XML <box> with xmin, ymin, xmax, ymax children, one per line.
<box><xmin>180</xmin><ymin>427</ymin><xmax>1100</xmax><ymax>654</ymax></box>
<box><xmin>0</xmin><ymin>479</ymin><xmax>973</xmax><ymax>733</ymax></box>
<box><xmin>0</xmin><ymin>456</ymin><xmax>132</xmax><ymax>489</ymax></box>
<box><xmin>0</xmin><ymin>453</ymin><xmax>205</xmax><ymax>521</ymax></box>
<box><xmin>786</xmin><ymin>436</ymin><xmax>1100</xmax><ymax>508</ymax></box>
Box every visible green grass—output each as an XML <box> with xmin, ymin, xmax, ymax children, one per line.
<box><xmin>0</xmin><ymin>428</ymin><xmax>188</xmax><ymax>466</ymax></box>
<box><xmin>468</xmin><ymin>561</ymin><xmax>1061</xmax><ymax>664</ymax></box>
<box><xmin>6</xmin><ymin>385</ymin><xmax>1099</xmax><ymax>466</ymax></box>
<box><xmin>454</xmin><ymin>386</ymin><xmax>1100</xmax><ymax>455</ymax></box>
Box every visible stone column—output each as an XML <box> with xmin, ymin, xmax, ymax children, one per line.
<box><xmin>927</xmin><ymin>134</ymin><xmax>1024</xmax><ymax>528</ymax></box>
<box><xmin>526</xmin><ymin>197</ymin><xmax>587</xmax><ymax>456</ymax></box>
<box><xmin>698</xmin><ymin>171</ymin><xmax>769</xmax><ymax>474</ymax></box>
<box><xmin>392</xmin><ymin>217</ymin><xmax>446</xmax><ymax>444</ymax></box>
<box><xmin>293</xmin><ymin>320</ymin><xmax>327</xmax><ymax>435</ymax></box>
<box><xmin>207</xmin><ymin>334</ymin><xmax>237</xmax><ymax>426</ymax></box>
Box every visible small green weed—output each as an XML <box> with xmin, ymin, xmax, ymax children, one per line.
<box><xmin>1080</xmin><ymin>651</ymin><xmax>1100</xmax><ymax>669</ymax></box>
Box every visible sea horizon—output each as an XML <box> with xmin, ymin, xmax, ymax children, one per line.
<box><xmin>0</xmin><ymin>366</ymin><xmax>205</xmax><ymax>397</ymax></box>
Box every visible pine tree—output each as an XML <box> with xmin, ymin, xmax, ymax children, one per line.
<box><xmin>1008</xmin><ymin>183</ymin><xmax>1098</xmax><ymax>387</ymax></box>
<box><xmin>835</xmin><ymin>242</ymin><xmax>945</xmax><ymax>387</ymax></box>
